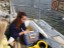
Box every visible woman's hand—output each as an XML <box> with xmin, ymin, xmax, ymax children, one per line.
<box><xmin>23</xmin><ymin>31</ymin><xmax>28</xmax><ymax>34</ymax></box>
<box><xmin>23</xmin><ymin>30</ymin><xmax>29</xmax><ymax>34</ymax></box>
<box><xmin>19</xmin><ymin>29</ymin><xmax>29</xmax><ymax>35</ymax></box>
<box><xmin>19</xmin><ymin>32</ymin><xmax>24</xmax><ymax>36</ymax></box>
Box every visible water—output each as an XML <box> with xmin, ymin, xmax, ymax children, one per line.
<box><xmin>41</xmin><ymin>10</ymin><xmax>64</xmax><ymax>35</ymax></box>
<box><xmin>11</xmin><ymin>0</ymin><xmax>64</xmax><ymax>35</ymax></box>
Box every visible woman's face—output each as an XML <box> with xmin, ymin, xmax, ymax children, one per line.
<box><xmin>21</xmin><ymin>16</ymin><xmax>27</xmax><ymax>23</ymax></box>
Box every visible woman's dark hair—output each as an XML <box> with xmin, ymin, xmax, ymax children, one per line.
<box><xmin>13</xmin><ymin>12</ymin><xmax>27</xmax><ymax>30</ymax></box>
<box><xmin>17</xmin><ymin>11</ymin><xmax>27</xmax><ymax>19</ymax></box>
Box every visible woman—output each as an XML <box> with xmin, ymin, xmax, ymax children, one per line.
<box><xmin>8</xmin><ymin>12</ymin><xmax>29</xmax><ymax>42</ymax></box>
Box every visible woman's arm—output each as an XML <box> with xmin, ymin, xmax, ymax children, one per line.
<box><xmin>19</xmin><ymin>23</ymin><xmax>29</xmax><ymax>35</ymax></box>
<box><xmin>19</xmin><ymin>29</ymin><xmax>29</xmax><ymax>35</ymax></box>
<box><xmin>11</xmin><ymin>25</ymin><xmax>29</xmax><ymax>38</ymax></box>
<box><xmin>24</xmin><ymin>29</ymin><xmax>29</xmax><ymax>34</ymax></box>
<box><xmin>19</xmin><ymin>32</ymin><xmax>24</xmax><ymax>36</ymax></box>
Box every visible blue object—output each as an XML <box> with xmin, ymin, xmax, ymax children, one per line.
<box><xmin>24</xmin><ymin>31</ymin><xmax>39</xmax><ymax>46</ymax></box>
